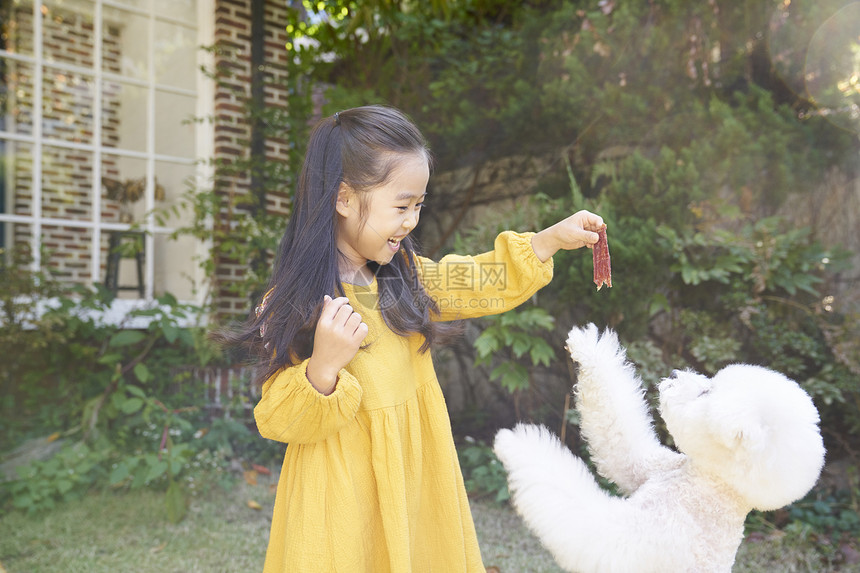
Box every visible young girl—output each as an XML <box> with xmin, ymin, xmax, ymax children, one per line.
<box><xmin>239</xmin><ymin>105</ymin><xmax>604</xmax><ymax>572</ymax></box>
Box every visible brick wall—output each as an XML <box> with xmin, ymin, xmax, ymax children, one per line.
<box><xmin>211</xmin><ymin>0</ymin><xmax>290</xmax><ymax>316</ymax></box>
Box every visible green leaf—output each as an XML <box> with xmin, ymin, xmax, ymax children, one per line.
<box><xmin>473</xmin><ymin>332</ymin><xmax>499</xmax><ymax>359</ymax></box>
<box><xmin>531</xmin><ymin>312</ymin><xmax>555</xmax><ymax>330</ymax></box>
<box><xmin>649</xmin><ymin>293</ymin><xmax>670</xmax><ymax>317</ymax></box>
<box><xmin>119</xmin><ymin>397</ymin><xmax>144</xmax><ymax>414</ymax></box>
<box><xmin>146</xmin><ymin>459</ymin><xmax>169</xmax><ymax>482</ymax></box>
<box><xmin>165</xmin><ymin>480</ymin><xmax>187</xmax><ymax>523</ymax></box>
<box><xmin>178</xmin><ymin>329</ymin><xmax>195</xmax><ymax>347</ymax></box>
<box><xmin>126</xmin><ymin>385</ymin><xmax>146</xmax><ymax>398</ymax></box>
<box><xmin>529</xmin><ymin>341</ymin><xmax>555</xmax><ymax>367</ymax></box>
<box><xmin>130</xmin><ymin>469</ymin><xmax>148</xmax><ymax>489</ymax></box>
<box><xmin>510</xmin><ymin>334</ymin><xmax>531</xmax><ymax>359</ymax></box>
<box><xmin>169</xmin><ymin>458</ymin><xmax>184</xmax><ymax>477</ymax></box>
<box><xmin>681</xmin><ymin>266</ymin><xmax>696</xmax><ymax>285</ymax></box>
<box><xmin>109</xmin><ymin>463</ymin><xmax>130</xmax><ymax>485</ymax></box>
<box><xmin>491</xmin><ymin>362</ymin><xmax>529</xmax><ymax>392</ymax></box>
<box><xmin>132</xmin><ymin>308</ymin><xmax>160</xmax><ymax>318</ymax></box>
<box><xmin>494</xmin><ymin>486</ymin><xmax>510</xmax><ymax>503</ymax></box>
<box><xmin>97</xmin><ymin>352</ymin><xmax>123</xmax><ymax>365</ymax></box>
<box><xmin>109</xmin><ymin>330</ymin><xmax>146</xmax><ymax>347</ymax></box>
<box><xmin>161</xmin><ymin>324</ymin><xmax>179</xmax><ymax>344</ymax></box>
<box><xmin>158</xmin><ymin>292</ymin><xmax>179</xmax><ymax>307</ymax></box>
<box><xmin>133</xmin><ymin>362</ymin><xmax>152</xmax><ymax>384</ymax></box>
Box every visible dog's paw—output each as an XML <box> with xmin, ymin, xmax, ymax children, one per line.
<box><xmin>565</xmin><ymin>323</ymin><xmax>599</xmax><ymax>357</ymax></box>
<box><xmin>494</xmin><ymin>425</ymin><xmax>532</xmax><ymax>466</ymax></box>
<box><xmin>494</xmin><ymin>424</ymin><xmax>568</xmax><ymax>479</ymax></box>
<box><xmin>567</xmin><ymin>323</ymin><xmax>625</xmax><ymax>366</ymax></box>
<box><xmin>566</xmin><ymin>323</ymin><xmax>623</xmax><ymax>367</ymax></box>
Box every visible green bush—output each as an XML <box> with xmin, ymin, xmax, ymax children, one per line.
<box><xmin>457</xmin><ymin>437</ymin><xmax>510</xmax><ymax>505</ymax></box>
<box><xmin>6</xmin><ymin>439</ymin><xmax>111</xmax><ymax>512</ymax></box>
<box><xmin>0</xmin><ymin>253</ymin><xmax>282</xmax><ymax>518</ymax></box>
<box><xmin>473</xmin><ymin>307</ymin><xmax>556</xmax><ymax>393</ymax></box>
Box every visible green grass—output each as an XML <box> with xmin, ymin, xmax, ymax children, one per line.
<box><xmin>1</xmin><ymin>475</ymin><xmax>857</xmax><ymax>572</ymax></box>
<box><xmin>474</xmin><ymin>498</ymin><xmax>566</xmax><ymax>573</ymax></box>
<box><xmin>0</xmin><ymin>476</ymin><xmax>274</xmax><ymax>573</ymax></box>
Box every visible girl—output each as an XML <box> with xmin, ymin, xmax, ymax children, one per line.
<box><xmin>239</xmin><ymin>105</ymin><xmax>604</xmax><ymax>572</ymax></box>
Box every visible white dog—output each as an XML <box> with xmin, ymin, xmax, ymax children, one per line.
<box><xmin>494</xmin><ymin>324</ymin><xmax>825</xmax><ymax>573</ymax></box>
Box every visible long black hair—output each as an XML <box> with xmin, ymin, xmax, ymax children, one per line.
<box><xmin>223</xmin><ymin>105</ymin><xmax>459</xmax><ymax>383</ymax></box>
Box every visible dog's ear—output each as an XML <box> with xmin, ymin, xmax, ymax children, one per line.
<box><xmin>714</xmin><ymin>412</ymin><xmax>767</xmax><ymax>453</ymax></box>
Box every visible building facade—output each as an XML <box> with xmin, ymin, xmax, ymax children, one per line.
<box><xmin>0</xmin><ymin>0</ymin><xmax>289</xmax><ymax>315</ymax></box>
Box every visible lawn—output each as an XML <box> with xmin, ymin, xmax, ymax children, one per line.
<box><xmin>0</xmin><ymin>471</ymin><xmax>856</xmax><ymax>572</ymax></box>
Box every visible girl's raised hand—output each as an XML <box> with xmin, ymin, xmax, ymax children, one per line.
<box><xmin>530</xmin><ymin>209</ymin><xmax>605</xmax><ymax>262</ymax></box>
<box><xmin>306</xmin><ymin>295</ymin><xmax>369</xmax><ymax>395</ymax></box>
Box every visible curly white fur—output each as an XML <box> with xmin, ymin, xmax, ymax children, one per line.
<box><xmin>494</xmin><ymin>324</ymin><xmax>825</xmax><ymax>573</ymax></box>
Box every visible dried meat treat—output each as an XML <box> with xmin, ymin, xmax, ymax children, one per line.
<box><xmin>592</xmin><ymin>225</ymin><xmax>612</xmax><ymax>291</ymax></box>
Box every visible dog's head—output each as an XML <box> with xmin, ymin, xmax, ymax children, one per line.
<box><xmin>658</xmin><ymin>364</ymin><xmax>825</xmax><ymax>510</ymax></box>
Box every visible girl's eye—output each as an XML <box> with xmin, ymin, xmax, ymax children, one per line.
<box><xmin>397</xmin><ymin>203</ymin><xmax>424</xmax><ymax>212</ymax></box>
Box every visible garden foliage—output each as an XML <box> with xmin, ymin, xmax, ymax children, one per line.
<box><xmin>282</xmin><ymin>0</ymin><xmax>860</xmax><ymax>447</ymax></box>
<box><xmin>277</xmin><ymin>0</ymin><xmax>860</xmax><ymax>546</ymax></box>
<box><xmin>0</xmin><ymin>250</ymin><xmax>282</xmax><ymax>516</ymax></box>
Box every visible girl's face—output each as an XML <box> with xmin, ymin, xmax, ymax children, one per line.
<box><xmin>336</xmin><ymin>153</ymin><xmax>429</xmax><ymax>277</ymax></box>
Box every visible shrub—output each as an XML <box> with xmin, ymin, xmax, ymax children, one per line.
<box><xmin>457</xmin><ymin>437</ymin><xmax>510</xmax><ymax>505</ymax></box>
<box><xmin>0</xmin><ymin>253</ymin><xmax>282</xmax><ymax>518</ymax></box>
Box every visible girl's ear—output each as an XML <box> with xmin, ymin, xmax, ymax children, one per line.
<box><xmin>336</xmin><ymin>182</ymin><xmax>355</xmax><ymax>218</ymax></box>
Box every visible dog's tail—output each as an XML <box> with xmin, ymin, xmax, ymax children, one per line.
<box><xmin>494</xmin><ymin>424</ymin><xmax>624</xmax><ymax>573</ymax></box>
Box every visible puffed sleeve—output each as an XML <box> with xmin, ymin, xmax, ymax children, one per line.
<box><xmin>253</xmin><ymin>358</ymin><xmax>363</xmax><ymax>444</ymax></box>
<box><xmin>416</xmin><ymin>231</ymin><xmax>554</xmax><ymax>321</ymax></box>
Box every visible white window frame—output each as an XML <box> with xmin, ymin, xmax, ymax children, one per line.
<box><xmin>0</xmin><ymin>0</ymin><xmax>215</xmax><ymax>310</ymax></box>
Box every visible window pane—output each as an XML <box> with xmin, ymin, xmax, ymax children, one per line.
<box><xmin>153</xmin><ymin>160</ymin><xmax>198</xmax><ymax>301</ymax></box>
<box><xmin>1</xmin><ymin>0</ymin><xmax>205</xmax><ymax>303</ymax></box>
<box><xmin>102</xmin><ymin>227</ymin><xmax>145</xmax><ymax>298</ymax></box>
<box><xmin>101</xmin><ymin>153</ymin><xmax>147</xmax><ymax>224</ymax></box>
<box><xmin>42</xmin><ymin>223</ymin><xmax>92</xmax><ymax>285</ymax></box>
<box><xmin>154</xmin><ymin>232</ymin><xmax>196</xmax><ymax>299</ymax></box>
<box><xmin>155</xmin><ymin>0</ymin><xmax>195</xmax><ymax>24</ymax></box>
<box><xmin>154</xmin><ymin>159</ymin><xmax>194</xmax><ymax>222</ymax></box>
<box><xmin>155</xmin><ymin>90</ymin><xmax>195</xmax><ymax>157</ymax></box>
<box><xmin>103</xmin><ymin>5</ymin><xmax>149</xmax><ymax>81</ymax></box>
<box><xmin>101</xmin><ymin>8</ymin><xmax>125</xmax><ymax>77</ymax></box>
<box><xmin>43</xmin><ymin>0</ymin><xmax>95</xmax><ymax>68</ymax></box>
<box><xmin>1</xmin><ymin>0</ymin><xmax>34</xmax><ymax>57</ymax></box>
<box><xmin>154</xmin><ymin>20</ymin><xmax>197</xmax><ymax>90</ymax></box>
<box><xmin>1</xmin><ymin>139</ymin><xmax>34</xmax><ymax>217</ymax></box>
<box><xmin>102</xmin><ymin>79</ymin><xmax>147</xmax><ymax>152</ymax></box>
<box><xmin>1</xmin><ymin>58</ymin><xmax>35</xmax><ymax>136</ymax></box>
<box><xmin>42</xmin><ymin>144</ymin><xmax>93</xmax><ymax>222</ymax></box>
<box><xmin>2</xmin><ymin>222</ymin><xmax>32</xmax><ymax>263</ymax></box>
<box><xmin>43</xmin><ymin>66</ymin><xmax>95</xmax><ymax>143</ymax></box>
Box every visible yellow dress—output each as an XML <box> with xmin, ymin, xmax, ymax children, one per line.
<box><xmin>255</xmin><ymin>232</ymin><xmax>554</xmax><ymax>573</ymax></box>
